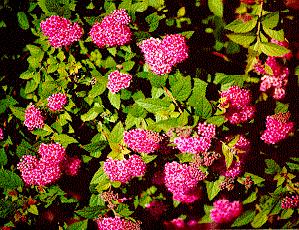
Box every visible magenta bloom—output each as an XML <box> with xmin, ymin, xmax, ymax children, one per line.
<box><xmin>107</xmin><ymin>70</ymin><xmax>132</xmax><ymax>94</ymax></box>
<box><xmin>90</xmin><ymin>9</ymin><xmax>132</xmax><ymax>48</ymax></box>
<box><xmin>139</xmin><ymin>34</ymin><xmax>188</xmax><ymax>75</ymax></box>
<box><xmin>40</xmin><ymin>15</ymin><xmax>83</xmax><ymax>48</ymax></box>
<box><xmin>197</xmin><ymin>122</ymin><xmax>216</xmax><ymax>139</ymax></box>
<box><xmin>224</xmin><ymin>161</ymin><xmax>242</xmax><ymax>179</ymax></box>
<box><xmin>234</xmin><ymin>135</ymin><xmax>251</xmax><ymax>151</ymax></box>
<box><xmin>220</xmin><ymin>86</ymin><xmax>255</xmax><ymax>124</ymax></box>
<box><xmin>174</xmin><ymin>136</ymin><xmax>211</xmax><ymax>154</ymax></box>
<box><xmin>0</xmin><ymin>128</ymin><xmax>3</xmax><ymax>140</ymax></box>
<box><xmin>96</xmin><ymin>217</ymin><xmax>141</xmax><ymax>230</ymax></box>
<box><xmin>145</xmin><ymin>200</ymin><xmax>167</xmax><ymax>219</ymax></box>
<box><xmin>17</xmin><ymin>143</ymin><xmax>66</xmax><ymax>186</ymax></box>
<box><xmin>281</xmin><ymin>195</ymin><xmax>299</xmax><ymax>209</ymax></box>
<box><xmin>261</xmin><ymin>112</ymin><xmax>294</xmax><ymax>144</ymax></box>
<box><xmin>210</xmin><ymin>199</ymin><xmax>242</xmax><ymax>223</ymax></box>
<box><xmin>164</xmin><ymin>162</ymin><xmax>206</xmax><ymax>203</ymax></box>
<box><xmin>124</xmin><ymin>129</ymin><xmax>161</xmax><ymax>154</ymax></box>
<box><xmin>24</xmin><ymin>104</ymin><xmax>45</xmax><ymax>131</ymax></box>
<box><xmin>47</xmin><ymin>93</ymin><xmax>67</xmax><ymax>111</ymax></box>
<box><xmin>62</xmin><ymin>156</ymin><xmax>81</xmax><ymax>176</ymax></box>
<box><xmin>103</xmin><ymin>154</ymin><xmax>146</xmax><ymax>183</ymax></box>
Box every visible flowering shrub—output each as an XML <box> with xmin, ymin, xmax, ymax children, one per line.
<box><xmin>0</xmin><ymin>0</ymin><xmax>298</xmax><ymax>229</ymax></box>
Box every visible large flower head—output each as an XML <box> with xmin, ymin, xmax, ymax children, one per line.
<box><xmin>24</xmin><ymin>104</ymin><xmax>45</xmax><ymax>130</ymax></box>
<box><xmin>261</xmin><ymin>112</ymin><xmax>294</xmax><ymax>144</ymax></box>
<box><xmin>107</xmin><ymin>70</ymin><xmax>132</xmax><ymax>94</ymax></box>
<box><xmin>90</xmin><ymin>9</ymin><xmax>132</xmax><ymax>48</ymax></box>
<box><xmin>210</xmin><ymin>199</ymin><xmax>242</xmax><ymax>223</ymax></box>
<box><xmin>96</xmin><ymin>217</ymin><xmax>141</xmax><ymax>230</ymax></box>
<box><xmin>124</xmin><ymin>129</ymin><xmax>161</xmax><ymax>154</ymax></box>
<box><xmin>47</xmin><ymin>93</ymin><xmax>67</xmax><ymax>111</ymax></box>
<box><xmin>40</xmin><ymin>15</ymin><xmax>83</xmax><ymax>48</ymax></box>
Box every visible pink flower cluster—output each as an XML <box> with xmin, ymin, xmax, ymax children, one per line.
<box><xmin>234</xmin><ymin>135</ymin><xmax>251</xmax><ymax>151</ymax></box>
<box><xmin>107</xmin><ymin>70</ymin><xmax>132</xmax><ymax>94</ymax></box>
<box><xmin>103</xmin><ymin>154</ymin><xmax>146</xmax><ymax>183</ymax></box>
<box><xmin>17</xmin><ymin>143</ymin><xmax>66</xmax><ymax>186</ymax></box>
<box><xmin>62</xmin><ymin>156</ymin><xmax>81</xmax><ymax>176</ymax></box>
<box><xmin>281</xmin><ymin>194</ymin><xmax>299</xmax><ymax>209</ymax></box>
<box><xmin>261</xmin><ymin>112</ymin><xmax>294</xmax><ymax>144</ymax></box>
<box><xmin>174</xmin><ymin>122</ymin><xmax>216</xmax><ymax>154</ymax></box>
<box><xmin>40</xmin><ymin>15</ymin><xmax>83</xmax><ymax>48</ymax></box>
<box><xmin>220</xmin><ymin>86</ymin><xmax>255</xmax><ymax>124</ymax></box>
<box><xmin>224</xmin><ymin>161</ymin><xmax>242</xmax><ymax>178</ymax></box>
<box><xmin>164</xmin><ymin>161</ymin><xmax>206</xmax><ymax>203</ymax></box>
<box><xmin>47</xmin><ymin>93</ymin><xmax>67</xmax><ymax>111</ymax></box>
<box><xmin>90</xmin><ymin>9</ymin><xmax>132</xmax><ymax>48</ymax></box>
<box><xmin>24</xmin><ymin>104</ymin><xmax>45</xmax><ymax>131</ymax></box>
<box><xmin>0</xmin><ymin>128</ymin><xmax>3</xmax><ymax>140</ymax></box>
<box><xmin>124</xmin><ymin>129</ymin><xmax>161</xmax><ymax>154</ymax></box>
<box><xmin>96</xmin><ymin>217</ymin><xmax>141</xmax><ymax>230</ymax></box>
<box><xmin>210</xmin><ymin>199</ymin><xmax>242</xmax><ymax>223</ymax></box>
<box><xmin>145</xmin><ymin>200</ymin><xmax>167</xmax><ymax>219</ymax></box>
<box><xmin>139</xmin><ymin>34</ymin><xmax>188</xmax><ymax>75</ymax></box>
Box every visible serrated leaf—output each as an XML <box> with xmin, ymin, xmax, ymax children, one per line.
<box><xmin>260</xmin><ymin>42</ymin><xmax>290</xmax><ymax>57</ymax></box>
<box><xmin>108</xmin><ymin>91</ymin><xmax>121</xmax><ymax>109</ymax></box>
<box><xmin>244</xmin><ymin>173</ymin><xmax>265</xmax><ymax>185</ymax></box>
<box><xmin>141</xmin><ymin>154</ymin><xmax>157</xmax><ymax>163</ymax></box>
<box><xmin>75</xmin><ymin>206</ymin><xmax>107</xmax><ymax>219</ymax></box>
<box><xmin>0</xmin><ymin>169</ymin><xmax>23</xmax><ymax>189</ymax></box>
<box><xmin>263</xmin><ymin>27</ymin><xmax>284</xmax><ymax>41</ymax></box>
<box><xmin>28</xmin><ymin>205</ymin><xmax>39</xmax><ymax>215</ymax></box>
<box><xmin>108</xmin><ymin>122</ymin><xmax>124</xmax><ymax>144</ymax></box>
<box><xmin>25</xmin><ymin>79</ymin><xmax>39</xmax><ymax>94</ymax></box>
<box><xmin>176</xmin><ymin>153</ymin><xmax>194</xmax><ymax>163</ymax></box>
<box><xmin>0</xmin><ymin>148</ymin><xmax>7</xmax><ymax>166</ymax></box>
<box><xmin>10</xmin><ymin>106</ymin><xmax>25</xmax><ymax>121</ymax></box>
<box><xmin>286</xmin><ymin>162</ymin><xmax>299</xmax><ymax>171</ymax></box>
<box><xmin>194</xmin><ymin>98</ymin><xmax>212</xmax><ymax>119</ymax></box>
<box><xmin>145</xmin><ymin>12</ymin><xmax>166</xmax><ymax>32</ymax></box>
<box><xmin>208</xmin><ymin>0</ymin><xmax>223</xmax><ymax>17</ymax></box>
<box><xmin>17</xmin><ymin>12</ymin><xmax>29</xmax><ymax>30</ymax></box>
<box><xmin>136</xmin><ymin>98</ymin><xmax>170</xmax><ymax>114</ymax></box>
<box><xmin>116</xmin><ymin>204</ymin><xmax>134</xmax><ymax>217</ymax></box>
<box><xmin>16</xmin><ymin>140</ymin><xmax>35</xmax><ymax>158</ymax></box>
<box><xmin>251</xmin><ymin>212</ymin><xmax>268</xmax><ymax>228</ymax></box>
<box><xmin>227</xmin><ymin>34</ymin><xmax>256</xmax><ymax>48</ymax></box>
<box><xmin>122</xmin><ymin>61</ymin><xmax>135</xmax><ymax>71</ymax></box>
<box><xmin>205</xmin><ymin>177</ymin><xmax>224</xmax><ymax>201</ymax></box>
<box><xmin>148</xmin><ymin>0</ymin><xmax>164</xmax><ymax>9</ymax></box>
<box><xmin>81</xmin><ymin>105</ymin><xmax>103</xmax><ymax>122</ymax></box>
<box><xmin>280</xmin><ymin>209</ymin><xmax>294</xmax><ymax>220</ymax></box>
<box><xmin>67</xmin><ymin>219</ymin><xmax>88</xmax><ymax>230</ymax></box>
<box><xmin>205</xmin><ymin>115</ymin><xmax>226</xmax><ymax>126</ymax></box>
<box><xmin>262</xmin><ymin>12</ymin><xmax>279</xmax><ymax>29</ymax></box>
<box><xmin>243</xmin><ymin>191</ymin><xmax>257</xmax><ymax>204</ymax></box>
<box><xmin>181</xmin><ymin>31</ymin><xmax>194</xmax><ymax>39</ymax></box>
<box><xmin>222</xmin><ymin>143</ymin><xmax>234</xmax><ymax>169</ymax></box>
<box><xmin>232</xmin><ymin>210</ymin><xmax>256</xmax><ymax>227</ymax></box>
<box><xmin>52</xmin><ymin>134</ymin><xmax>78</xmax><ymax>148</ymax></box>
<box><xmin>265</xmin><ymin>159</ymin><xmax>281</xmax><ymax>174</ymax></box>
<box><xmin>169</xmin><ymin>73</ymin><xmax>191</xmax><ymax>102</ymax></box>
<box><xmin>275</xmin><ymin>102</ymin><xmax>289</xmax><ymax>114</ymax></box>
<box><xmin>225</xmin><ymin>17</ymin><xmax>258</xmax><ymax>33</ymax></box>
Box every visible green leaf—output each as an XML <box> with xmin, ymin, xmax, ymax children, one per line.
<box><xmin>67</xmin><ymin>219</ymin><xmax>88</xmax><ymax>230</ymax></box>
<box><xmin>227</xmin><ymin>33</ymin><xmax>256</xmax><ymax>48</ymax></box>
<box><xmin>141</xmin><ymin>154</ymin><xmax>157</xmax><ymax>163</ymax></box>
<box><xmin>262</xmin><ymin>12</ymin><xmax>279</xmax><ymax>29</ymax></box>
<box><xmin>194</xmin><ymin>98</ymin><xmax>212</xmax><ymax>119</ymax></box>
<box><xmin>0</xmin><ymin>148</ymin><xmax>8</xmax><ymax>166</ymax></box>
<box><xmin>251</xmin><ymin>212</ymin><xmax>268</xmax><ymax>228</ymax></box>
<box><xmin>263</xmin><ymin>27</ymin><xmax>284</xmax><ymax>41</ymax></box>
<box><xmin>52</xmin><ymin>134</ymin><xmax>78</xmax><ymax>148</ymax></box>
<box><xmin>108</xmin><ymin>91</ymin><xmax>121</xmax><ymax>109</ymax></box>
<box><xmin>265</xmin><ymin>159</ymin><xmax>281</xmax><ymax>174</ymax></box>
<box><xmin>280</xmin><ymin>209</ymin><xmax>294</xmax><ymax>220</ymax></box>
<box><xmin>108</xmin><ymin>122</ymin><xmax>124</xmax><ymax>144</ymax></box>
<box><xmin>275</xmin><ymin>102</ymin><xmax>289</xmax><ymax>114</ymax></box>
<box><xmin>0</xmin><ymin>169</ymin><xmax>23</xmax><ymax>189</ymax></box>
<box><xmin>260</xmin><ymin>42</ymin><xmax>290</xmax><ymax>57</ymax></box>
<box><xmin>244</xmin><ymin>173</ymin><xmax>265</xmax><ymax>185</ymax></box>
<box><xmin>243</xmin><ymin>191</ymin><xmax>257</xmax><ymax>204</ymax></box>
<box><xmin>286</xmin><ymin>162</ymin><xmax>299</xmax><ymax>171</ymax></box>
<box><xmin>24</xmin><ymin>79</ymin><xmax>39</xmax><ymax>94</ymax></box>
<box><xmin>81</xmin><ymin>105</ymin><xmax>103</xmax><ymax>122</ymax></box>
<box><xmin>176</xmin><ymin>153</ymin><xmax>194</xmax><ymax>163</ymax></box>
<box><xmin>75</xmin><ymin>206</ymin><xmax>107</xmax><ymax>219</ymax></box>
<box><xmin>232</xmin><ymin>210</ymin><xmax>256</xmax><ymax>227</ymax></box>
<box><xmin>9</xmin><ymin>106</ymin><xmax>25</xmax><ymax>121</ymax></box>
<box><xmin>16</xmin><ymin>140</ymin><xmax>35</xmax><ymax>158</ymax></box>
<box><xmin>181</xmin><ymin>31</ymin><xmax>194</xmax><ymax>39</ymax></box>
<box><xmin>208</xmin><ymin>0</ymin><xmax>223</xmax><ymax>17</ymax></box>
<box><xmin>169</xmin><ymin>73</ymin><xmax>192</xmax><ymax>102</ymax></box>
<box><xmin>116</xmin><ymin>204</ymin><xmax>134</xmax><ymax>217</ymax></box>
<box><xmin>122</xmin><ymin>61</ymin><xmax>135</xmax><ymax>71</ymax></box>
<box><xmin>222</xmin><ymin>143</ymin><xmax>234</xmax><ymax>169</ymax></box>
<box><xmin>145</xmin><ymin>12</ymin><xmax>166</xmax><ymax>32</ymax></box>
<box><xmin>136</xmin><ymin>98</ymin><xmax>171</xmax><ymax>114</ymax></box>
<box><xmin>225</xmin><ymin>17</ymin><xmax>258</xmax><ymax>33</ymax></box>
<box><xmin>205</xmin><ymin>115</ymin><xmax>226</xmax><ymax>126</ymax></box>
<box><xmin>205</xmin><ymin>177</ymin><xmax>224</xmax><ymax>200</ymax></box>
<box><xmin>28</xmin><ymin>205</ymin><xmax>39</xmax><ymax>215</ymax></box>
<box><xmin>213</xmin><ymin>73</ymin><xmax>246</xmax><ymax>90</ymax></box>
<box><xmin>17</xmin><ymin>12</ymin><xmax>29</xmax><ymax>30</ymax></box>
<box><xmin>148</xmin><ymin>0</ymin><xmax>164</xmax><ymax>9</ymax></box>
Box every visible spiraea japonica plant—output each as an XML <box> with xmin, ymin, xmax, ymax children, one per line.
<box><xmin>0</xmin><ymin>0</ymin><xmax>299</xmax><ymax>229</ymax></box>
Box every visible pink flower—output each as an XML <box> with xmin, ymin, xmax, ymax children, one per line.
<box><xmin>103</xmin><ymin>154</ymin><xmax>146</xmax><ymax>183</ymax></box>
<box><xmin>139</xmin><ymin>34</ymin><xmax>188</xmax><ymax>75</ymax></box>
<box><xmin>62</xmin><ymin>156</ymin><xmax>81</xmax><ymax>176</ymax></box>
<box><xmin>40</xmin><ymin>16</ymin><xmax>83</xmax><ymax>48</ymax></box>
<box><xmin>164</xmin><ymin>162</ymin><xmax>206</xmax><ymax>203</ymax></box>
<box><xmin>96</xmin><ymin>217</ymin><xmax>141</xmax><ymax>230</ymax></box>
<box><xmin>224</xmin><ymin>161</ymin><xmax>242</xmax><ymax>178</ymax></box>
<box><xmin>38</xmin><ymin>143</ymin><xmax>66</xmax><ymax>164</ymax></box>
<box><xmin>281</xmin><ymin>195</ymin><xmax>299</xmax><ymax>209</ymax></box>
<box><xmin>210</xmin><ymin>199</ymin><xmax>242</xmax><ymax>223</ymax></box>
<box><xmin>47</xmin><ymin>93</ymin><xmax>67</xmax><ymax>111</ymax></box>
<box><xmin>24</xmin><ymin>104</ymin><xmax>45</xmax><ymax>130</ymax></box>
<box><xmin>220</xmin><ymin>86</ymin><xmax>255</xmax><ymax>124</ymax></box>
<box><xmin>197</xmin><ymin>122</ymin><xmax>216</xmax><ymax>139</ymax></box>
<box><xmin>174</xmin><ymin>136</ymin><xmax>211</xmax><ymax>154</ymax></box>
<box><xmin>124</xmin><ymin>129</ymin><xmax>161</xmax><ymax>154</ymax></box>
<box><xmin>261</xmin><ymin>112</ymin><xmax>294</xmax><ymax>144</ymax></box>
<box><xmin>90</xmin><ymin>9</ymin><xmax>132</xmax><ymax>48</ymax></box>
<box><xmin>0</xmin><ymin>128</ymin><xmax>3</xmax><ymax>140</ymax></box>
<box><xmin>234</xmin><ymin>135</ymin><xmax>251</xmax><ymax>151</ymax></box>
<box><xmin>107</xmin><ymin>70</ymin><xmax>132</xmax><ymax>94</ymax></box>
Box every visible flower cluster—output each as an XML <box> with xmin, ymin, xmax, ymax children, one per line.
<box><xmin>47</xmin><ymin>93</ymin><xmax>67</xmax><ymax>111</ymax></box>
<box><xmin>62</xmin><ymin>156</ymin><xmax>81</xmax><ymax>176</ymax></box>
<box><xmin>261</xmin><ymin>112</ymin><xmax>294</xmax><ymax>144</ymax></box>
<box><xmin>145</xmin><ymin>200</ymin><xmax>167</xmax><ymax>219</ymax></box>
<box><xmin>220</xmin><ymin>86</ymin><xmax>255</xmax><ymax>124</ymax></box>
<box><xmin>17</xmin><ymin>143</ymin><xmax>66</xmax><ymax>186</ymax></box>
<box><xmin>173</xmin><ymin>136</ymin><xmax>211</xmax><ymax>154</ymax></box>
<box><xmin>24</xmin><ymin>104</ymin><xmax>45</xmax><ymax>131</ymax></box>
<box><xmin>124</xmin><ymin>129</ymin><xmax>161</xmax><ymax>154</ymax></box>
<box><xmin>234</xmin><ymin>135</ymin><xmax>251</xmax><ymax>151</ymax></box>
<box><xmin>210</xmin><ymin>199</ymin><xmax>242</xmax><ymax>223</ymax></box>
<box><xmin>107</xmin><ymin>70</ymin><xmax>132</xmax><ymax>94</ymax></box>
<box><xmin>103</xmin><ymin>154</ymin><xmax>146</xmax><ymax>183</ymax></box>
<box><xmin>96</xmin><ymin>217</ymin><xmax>141</xmax><ymax>230</ymax></box>
<box><xmin>164</xmin><ymin>161</ymin><xmax>206</xmax><ymax>203</ymax></box>
<box><xmin>224</xmin><ymin>161</ymin><xmax>242</xmax><ymax>179</ymax></box>
<box><xmin>139</xmin><ymin>34</ymin><xmax>188</xmax><ymax>75</ymax></box>
<box><xmin>281</xmin><ymin>194</ymin><xmax>299</xmax><ymax>209</ymax></box>
<box><xmin>90</xmin><ymin>9</ymin><xmax>132</xmax><ymax>48</ymax></box>
<box><xmin>197</xmin><ymin>122</ymin><xmax>216</xmax><ymax>139</ymax></box>
<box><xmin>40</xmin><ymin>15</ymin><xmax>83</xmax><ymax>48</ymax></box>
<box><xmin>0</xmin><ymin>128</ymin><xmax>3</xmax><ymax>140</ymax></box>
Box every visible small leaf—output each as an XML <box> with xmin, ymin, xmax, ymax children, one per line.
<box><xmin>225</xmin><ymin>17</ymin><xmax>258</xmax><ymax>33</ymax></box>
<box><xmin>205</xmin><ymin>115</ymin><xmax>226</xmax><ymax>127</ymax></box>
<box><xmin>205</xmin><ymin>177</ymin><xmax>224</xmax><ymax>201</ymax></box>
<box><xmin>0</xmin><ymin>148</ymin><xmax>8</xmax><ymax>166</ymax></box>
<box><xmin>244</xmin><ymin>173</ymin><xmax>265</xmax><ymax>185</ymax></box>
<box><xmin>208</xmin><ymin>0</ymin><xmax>223</xmax><ymax>17</ymax></box>
<box><xmin>280</xmin><ymin>209</ymin><xmax>294</xmax><ymax>220</ymax></box>
<box><xmin>28</xmin><ymin>205</ymin><xmax>39</xmax><ymax>215</ymax></box>
<box><xmin>136</xmin><ymin>98</ymin><xmax>170</xmax><ymax>114</ymax></box>
<box><xmin>75</xmin><ymin>206</ymin><xmax>107</xmax><ymax>219</ymax></box>
<box><xmin>17</xmin><ymin>12</ymin><xmax>29</xmax><ymax>30</ymax></box>
<box><xmin>232</xmin><ymin>210</ymin><xmax>256</xmax><ymax>227</ymax></box>
<box><xmin>52</xmin><ymin>134</ymin><xmax>78</xmax><ymax>148</ymax></box>
<box><xmin>251</xmin><ymin>212</ymin><xmax>268</xmax><ymax>228</ymax></box>
<box><xmin>274</xmin><ymin>102</ymin><xmax>289</xmax><ymax>114</ymax></box>
<box><xmin>262</xmin><ymin>12</ymin><xmax>279</xmax><ymax>29</ymax></box>
<box><xmin>108</xmin><ymin>91</ymin><xmax>121</xmax><ymax>109</ymax></box>
<box><xmin>67</xmin><ymin>219</ymin><xmax>88</xmax><ymax>230</ymax></box>
<box><xmin>108</xmin><ymin>122</ymin><xmax>124</xmax><ymax>144</ymax></box>
<box><xmin>263</xmin><ymin>27</ymin><xmax>284</xmax><ymax>41</ymax></box>
<box><xmin>227</xmin><ymin>34</ymin><xmax>256</xmax><ymax>48</ymax></box>
<box><xmin>0</xmin><ymin>169</ymin><xmax>24</xmax><ymax>189</ymax></box>
<box><xmin>243</xmin><ymin>191</ymin><xmax>257</xmax><ymax>204</ymax></box>
<box><xmin>260</xmin><ymin>42</ymin><xmax>290</xmax><ymax>57</ymax></box>
<box><xmin>265</xmin><ymin>159</ymin><xmax>281</xmax><ymax>174</ymax></box>
<box><xmin>222</xmin><ymin>143</ymin><xmax>234</xmax><ymax>169</ymax></box>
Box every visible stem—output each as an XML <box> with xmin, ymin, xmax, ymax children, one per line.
<box><xmin>163</xmin><ymin>87</ymin><xmax>183</xmax><ymax>114</ymax></box>
<box><xmin>256</xmin><ymin>2</ymin><xmax>264</xmax><ymax>42</ymax></box>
